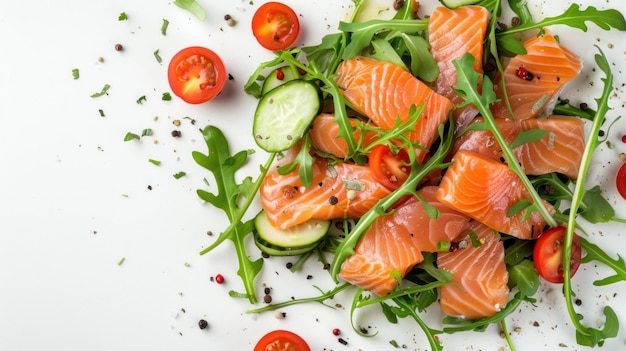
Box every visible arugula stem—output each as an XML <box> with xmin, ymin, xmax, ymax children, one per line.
<box><xmin>246</xmin><ymin>283</ymin><xmax>351</xmax><ymax>313</ymax></box>
<box><xmin>562</xmin><ymin>48</ymin><xmax>615</xmax><ymax>342</ymax></box>
<box><xmin>500</xmin><ymin>318</ymin><xmax>516</xmax><ymax>351</ymax></box>
<box><xmin>392</xmin><ymin>296</ymin><xmax>443</xmax><ymax>351</ymax></box>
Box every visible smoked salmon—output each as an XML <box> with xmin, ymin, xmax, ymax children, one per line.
<box><xmin>309</xmin><ymin>113</ymin><xmax>378</xmax><ymax>158</ymax></box>
<box><xmin>454</xmin><ymin>115</ymin><xmax>585</xmax><ymax>179</ymax></box>
<box><xmin>334</xmin><ymin>57</ymin><xmax>454</xmax><ymax>162</ymax></box>
<box><xmin>437</xmin><ymin>221</ymin><xmax>509</xmax><ymax>319</ymax></box>
<box><xmin>260</xmin><ymin>146</ymin><xmax>391</xmax><ymax>230</ymax></box>
<box><xmin>436</xmin><ymin>150</ymin><xmax>555</xmax><ymax>239</ymax></box>
<box><xmin>338</xmin><ymin>186</ymin><xmax>470</xmax><ymax>296</ymax></box>
<box><xmin>490</xmin><ymin>30</ymin><xmax>583</xmax><ymax>120</ymax></box>
<box><xmin>428</xmin><ymin>6</ymin><xmax>489</xmax><ymax>132</ymax></box>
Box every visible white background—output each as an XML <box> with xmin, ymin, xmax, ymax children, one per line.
<box><xmin>1</xmin><ymin>0</ymin><xmax>626</xmax><ymax>350</ymax></box>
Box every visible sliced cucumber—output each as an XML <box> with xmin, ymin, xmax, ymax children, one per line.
<box><xmin>261</xmin><ymin>67</ymin><xmax>298</xmax><ymax>96</ymax></box>
<box><xmin>253</xmin><ymin>210</ymin><xmax>330</xmax><ymax>256</ymax></box>
<box><xmin>440</xmin><ymin>0</ymin><xmax>482</xmax><ymax>8</ymax></box>
<box><xmin>253</xmin><ymin>80</ymin><xmax>321</xmax><ymax>152</ymax></box>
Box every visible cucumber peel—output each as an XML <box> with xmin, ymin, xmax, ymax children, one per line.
<box><xmin>253</xmin><ymin>210</ymin><xmax>330</xmax><ymax>256</ymax></box>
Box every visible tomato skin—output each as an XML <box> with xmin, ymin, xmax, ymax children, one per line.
<box><xmin>616</xmin><ymin>162</ymin><xmax>626</xmax><ymax>200</ymax></box>
<box><xmin>254</xmin><ymin>330</ymin><xmax>311</xmax><ymax>351</ymax></box>
<box><xmin>368</xmin><ymin>144</ymin><xmax>411</xmax><ymax>191</ymax></box>
<box><xmin>167</xmin><ymin>46</ymin><xmax>226</xmax><ymax>104</ymax></box>
<box><xmin>251</xmin><ymin>2</ymin><xmax>300</xmax><ymax>51</ymax></box>
<box><xmin>533</xmin><ymin>226</ymin><xmax>582</xmax><ymax>283</ymax></box>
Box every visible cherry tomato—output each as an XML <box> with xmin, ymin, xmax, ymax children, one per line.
<box><xmin>251</xmin><ymin>2</ymin><xmax>300</xmax><ymax>51</ymax></box>
<box><xmin>533</xmin><ymin>226</ymin><xmax>582</xmax><ymax>283</ymax></box>
<box><xmin>616</xmin><ymin>162</ymin><xmax>626</xmax><ymax>200</ymax></box>
<box><xmin>167</xmin><ymin>46</ymin><xmax>226</xmax><ymax>104</ymax></box>
<box><xmin>369</xmin><ymin>144</ymin><xmax>411</xmax><ymax>191</ymax></box>
<box><xmin>254</xmin><ymin>330</ymin><xmax>311</xmax><ymax>351</ymax></box>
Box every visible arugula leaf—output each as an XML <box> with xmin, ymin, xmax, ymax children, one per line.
<box><xmin>507</xmin><ymin>259</ymin><xmax>539</xmax><ymax>298</ymax></box>
<box><xmin>193</xmin><ymin>126</ymin><xmax>273</xmax><ymax>304</ymax></box>
<box><xmin>579</xmin><ymin>236</ymin><xmax>626</xmax><ymax>286</ymax></box>
<box><xmin>174</xmin><ymin>0</ymin><xmax>206</xmax><ymax>21</ymax></box>
<box><xmin>247</xmin><ymin>283</ymin><xmax>351</xmax><ymax>313</ymax></box>
<box><xmin>562</xmin><ymin>48</ymin><xmax>620</xmax><ymax>347</ymax></box>
<box><xmin>277</xmin><ymin>134</ymin><xmax>315</xmax><ymax>188</ymax></box>
<box><xmin>339</xmin><ymin>19</ymin><xmax>429</xmax><ymax>59</ymax></box>
<box><xmin>501</xmin><ymin>4</ymin><xmax>626</xmax><ymax>35</ymax></box>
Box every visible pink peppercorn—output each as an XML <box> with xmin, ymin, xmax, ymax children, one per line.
<box><xmin>215</xmin><ymin>274</ymin><xmax>225</xmax><ymax>284</ymax></box>
<box><xmin>332</xmin><ymin>328</ymin><xmax>341</xmax><ymax>336</ymax></box>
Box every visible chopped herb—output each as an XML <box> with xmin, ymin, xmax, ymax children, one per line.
<box><xmin>173</xmin><ymin>171</ymin><xmax>186</xmax><ymax>179</ymax></box>
<box><xmin>468</xmin><ymin>231</ymin><xmax>483</xmax><ymax>248</ymax></box>
<box><xmin>117</xmin><ymin>257</ymin><xmax>125</xmax><ymax>265</ymax></box>
<box><xmin>149</xmin><ymin>159</ymin><xmax>162</xmax><ymax>166</ymax></box>
<box><xmin>173</xmin><ymin>0</ymin><xmax>206</xmax><ymax>21</ymax></box>
<box><xmin>154</xmin><ymin>49</ymin><xmax>162</xmax><ymax>64</ymax></box>
<box><xmin>72</xmin><ymin>68</ymin><xmax>79</xmax><ymax>80</ymax></box>
<box><xmin>184</xmin><ymin>262</ymin><xmax>191</xmax><ymax>267</ymax></box>
<box><xmin>437</xmin><ymin>241</ymin><xmax>451</xmax><ymax>251</ymax></box>
<box><xmin>98</xmin><ymin>109</ymin><xmax>105</xmax><ymax>117</ymax></box>
<box><xmin>124</xmin><ymin>132</ymin><xmax>140</xmax><ymax>141</ymax></box>
<box><xmin>136</xmin><ymin>95</ymin><xmax>147</xmax><ymax>104</ymax></box>
<box><xmin>141</xmin><ymin>128</ymin><xmax>153</xmax><ymax>137</ymax></box>
<box><xmin>90</xmin><ymin>84</ymin><xmax>110</xmax><ymax>98</ymax></box>
<box><xmin>162</xmin><ymin>92</ymin><xmax>172</xmax><ymax>101</ymax></box>
<box><xmin>161</xmin><ymin>19</ymin><xmax>169</xmax><ymax>35</ymax></box>
<box><xmin>118</xmin><ymin>12</ymin><xmax>128</xmax><ymax>21</ymax></box>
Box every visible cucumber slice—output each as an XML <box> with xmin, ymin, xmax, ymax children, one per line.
<box><xmin>253</xmin><ymin>80</ymin><xmax>321</xmax><ymax>152</ymax></box>
<box><xmin>254</xmin><ymin>210</ymin><xmax>330</xmax><ymax>249</ymax></box>
<box><xmin>261</xmin><ymin>67</ymin><xmax>298</xmax><ymax>96</ymax></box>
<box><xmin>440</xmin><ymin>0</ymin><xmax>482</xmax><ymax>8</ymax></box>
<box><xmin>253</xmin><ymin>232</ymin><xmax>320</xmax><ymax>257</ymax></box>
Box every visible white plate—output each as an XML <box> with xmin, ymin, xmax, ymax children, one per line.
<box><xmin>1</xmin><ymin>0</ymin><xmax>625</xmax><ymax>350</ymax></box>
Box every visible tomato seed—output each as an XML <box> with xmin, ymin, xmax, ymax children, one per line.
<box><xmin>215</xmin><ymin>274</ymin><xmax>225</xmax><ymax>284</ymax></box>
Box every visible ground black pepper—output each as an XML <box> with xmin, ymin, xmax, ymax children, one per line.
<box><xmin>328</xmin><ymin>195</ymin><xmax>339</xmax><ymax>205</ymax></box>
<box><xmin>198</xmin><ymin>319</ymin><xmax>208</xmax><ymax>329</ymax></box>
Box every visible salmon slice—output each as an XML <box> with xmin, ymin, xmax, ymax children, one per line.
<box><xmin>437</xmin><ymin>221</ymin><xmax>509</xmax><ymax>319</ymax></box>
<box><xmin>436</xmin><ymin>150</ymin><xmax>554</xmax><ymax>239</ymax></box>
<box><xmin>309</xmin><ymin>113</ymin><xmax>378</xmax><ymax>158</ymax></box>
<box><xmin>334</xmin><ymin>57</ymin><xmax>454</xmax><ymax>162</ymax></box>
<box><xmin>490</xmin><ymin>30</ymin><xmax>583</xmax><ymax>120</ymax></box>
<box><xmin>260</xmin><ymin>151</ymin><xmax>391</xmax><ymax>230</ymax></box>
<box><xmin>454</xmin><ymin>115</ymin><xmax>585</xmax><ymax>178</ymax></box>
<box><xmin>428</xmin><ymin>6</ymin><xmax>489</xmax><ymax>132</ymax></box>
<box><xmin>338</xmin><ymin>186</ymin><xmax>470</xmax><ymax>296</ymax></box>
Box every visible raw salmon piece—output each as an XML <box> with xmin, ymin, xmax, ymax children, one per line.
<box><xmin>437</xmin><ymin>221</ymin><xmax>509</xmax><ymax>319</ymax></box>
<box><xmin>490</xmin><ymin>30</ymin><xmax>583</xmax><ymax>120</ymax></box>
<box><xmin>309</xmin><ymin>113</ymin><xmax>378</xmax><ymax>158</ymax></box>
<box><xmin>454</xmin><ymin>115</ymin><xmax>585</xmax><ymax>178</ymax></box>
<box><xmin>436</xmin><ymin>150</ymin><xmax>554</xmax><ymax>239</ymax></box>
<box><xmin>428</xmin><ymin>6</ymin><xmax>489</xmax><ymax>132</ymax></box>
<box><xmin>334</xmin><ymin>57</ymin><xmax>454</xmax><ymax>162</ymax></box>
<box><xmin>338</xmin><ymin>186</ymin><xmax>470</xmax><ymax>296</ymax></box>
<box><xmin>260</xmin><ymin>153</ymin><xmax>391</xmax><ymax>230</ymax></box>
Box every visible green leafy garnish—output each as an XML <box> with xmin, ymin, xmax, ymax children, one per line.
<box><xmin>148</xmin><ymin>159</ymin><xmax>161</xmax><ymax>166</ymax></box>
<box><xmin>161</xmin><ymin>19</ymin><xmax>169</xmax><ymax>35</ymax></box>
<box><xmin>71</xmin><ymin>68</ymin><xmax>79</xmax><ymax>80</ymax></box>
<box><xmin>90</xmin><ymin>84</ymin><xmax>110</xmax><ymax>98</ymax></box>
<box><xmin>124</xmin><ymin>132</ymin><xmax>140</xmax><ymax>141</ymax></box>
<box><xmin>193</xmin><ymin>126</ymin><xmax>273</xmax><ymax>304</ymax></box>
<box><xmin>173</xmin><ymin>0</ymin><xmax>206</xmax><ymax>21</ymax></box>
<box><xmin>136</xmin><ymin>95</ymin><xmax>147</xmax><ymax>104</ymax></box>
<box><xmin>118</xmin><ymin>12</ymin><xmax>128</xmax><ymax>21</ymax></box>
<box><xmin>154</xmin><ymin>49</ymin><xmax>162</xmax><ymax>64</ymax></box>
<box><xmin>173</xmin><ymin>171</ymin><xmax>186</xmax><ymax>179</ymax></box>
<box><xmin>162</xmin><ymin>92</ymin><xmax>172</xmax><ymax>101</ymax></box>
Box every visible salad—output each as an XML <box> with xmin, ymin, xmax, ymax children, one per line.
<box><xmin>185</xmin><ymin>0</ymin><xmax>626</xmax><ymax>350</ymax></box>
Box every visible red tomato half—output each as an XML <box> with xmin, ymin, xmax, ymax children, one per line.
<box><xmin>254</xmin><ymin>330</ymin><xmax>311</xmax><ymax>351</ymax></box>
<box><xmin>251</xmin><ymin>2</ymin><xmax>300</xmax><ymax>51</ymax></box>
<box><xmin>616</xmin><ymin>162</ymin><xmax>626</xmax><ymax>200</ymax></box>
<box><xmin>369</xmin><ymin>144</ymin><xmax>411</xmax><ymax>191</ymax></box>
<box><xmin>533</xmin><ymin>226</ymin><xmax>582</xmax><ymax>283</ymax></box>
<box><xmin>167</xmin><ymin>46</ymin><xmax>226</xmax><ymax>104</ymax></box>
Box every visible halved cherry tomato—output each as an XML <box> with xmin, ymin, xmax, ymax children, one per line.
<box><xmin>616</xmin><ymin>162</ymin><xmax>626</xmax><ymax>200</ymax></box>
<box><xmin>251</xmin><ymin>2</ymin><xmax>300</xmax><ymax>51</ymax></box>
<box><xmin>533</xmin><ymin>226</ymin><xmax>582</xmax><ymax>283</ymax></box>
<box><xmin>369</xmin><ymin>144</ymin><xmax>411</xmax><ymax>191</ymax></box>
<box><xmin>167</xmin><ymin>46</ymin><xmax>226</xmax><ymax>104</ymax></box>
<box><xmin>254</xmin><ymin>330</ymin><xmax>311</xmax><ymax>351</ymax></box>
